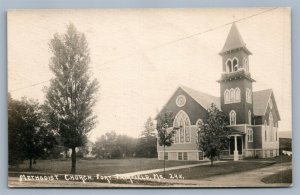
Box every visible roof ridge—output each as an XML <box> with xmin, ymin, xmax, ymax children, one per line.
<box><xmin>253</xmin><ymin>88</ymin><xmax>273</xmax><ymax>92</ymax></box>
<box><xmin>179</xmin><ymin>85</ymin><xmax>218</xmax><ymax>98</ymax></box>
<box><xmin>179</xmin><ymin>85</ymin><xmax>220</xmax><ymax>110</ymax></box>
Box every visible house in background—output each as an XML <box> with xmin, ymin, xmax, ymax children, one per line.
<box><xmin>156</xmin><ymin>23</ymin><xmax>280</xmax><ymax>161</ymax></box>
<box><xmin>279</xmin><ymin>131</ymin><xmax>292</xmax><ymax>156</ymax></box>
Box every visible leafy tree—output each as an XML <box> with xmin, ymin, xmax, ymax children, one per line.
<box><xmin>117</xmin><ymin>134</ymin><xmax>137</xmax><ymax>158</ymax></box>
<box><xmin>92</xmin><ymin>131</ymin><xmax>137</xmax><ymax>159</ymax></box>
<box><xmin>92</xmin><ymin>131</ymin><xmax>118</xmax><ymax>159</ymax></box>
<box><xmin>198</xmin><ymin>103</ymin><xmax>230</xmax><ymax>166</ymax></box>
<box><xmin>44</xmin><ymin>23</ymin><xmax>99</xmax><ymax>174</ymax></box>
<box><xmin>156</xmin><ymin>111</ymin><xmax>178</xmax><ymax>177</ymax></box>
<box><xmin>136</xmin><ymin>117</ymin><xmax>157</xmax><ymax>158</ymax></box>
<box><xmin>77</xmin><ymin>145</ymin><xmax>90</xmax><ymax>158</ymax></box>
<box><xmin>8</xmin><ymin>95</ymin><xmax>56</xmax><ymax>169</ymax></box>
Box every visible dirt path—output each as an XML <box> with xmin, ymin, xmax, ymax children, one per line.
<box><xmin>161</xmin><ymin>162</ymin><xmax>292</xmax><ymax>187</ymax></box>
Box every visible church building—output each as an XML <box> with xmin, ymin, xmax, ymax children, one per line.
<box><xmin>156</xmin><ymin>23</ymin><xmax>280</xmax><ymax>161</ymax></box>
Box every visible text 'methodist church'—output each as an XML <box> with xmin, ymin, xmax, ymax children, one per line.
<box><xmin>156</xmin><ymin>23</ymin><xmax>280</xmax><ymax>161</ymax></box>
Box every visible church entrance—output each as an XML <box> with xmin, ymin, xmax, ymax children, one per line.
<box><xmin>229</xmin><ymin>136</ymin><xmax>243</xmax><ymax>155</ymax></box>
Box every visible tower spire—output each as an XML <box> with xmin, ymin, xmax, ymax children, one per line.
<box><xmin>219</xmin><ymin>22</ymin><xmax>252</xmax><ymax>55</ymax></box>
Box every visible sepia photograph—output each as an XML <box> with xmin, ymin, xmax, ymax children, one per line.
<box><xmin>7</xmin><ymin>8</ymin><xmax>292</xmax><ymax>188</ymax></box>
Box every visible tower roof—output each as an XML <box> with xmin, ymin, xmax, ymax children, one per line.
<box><xmin>220</xmin><ymin>23</ymin><xmax>252</xmax><ymax>55</ymax></box>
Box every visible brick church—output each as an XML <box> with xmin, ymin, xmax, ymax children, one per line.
<box><xmin>156</xmin><ymin>23</ymin><xmax>280</xmax><ymax>161</ymax></box>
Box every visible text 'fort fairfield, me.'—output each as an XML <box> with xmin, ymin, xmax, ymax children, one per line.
<box><xmin>19</xmin><ymin>173</ymin><xmax>185</xmax><ymax>184</ymax></box>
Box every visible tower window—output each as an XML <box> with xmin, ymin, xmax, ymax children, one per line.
<box><xmin>226</xmin><ymin>59</ymin><xmax>233</xmax><ymax>73</ymax></box>
<box><xmin>243</xmin><ymin>57</ymin><xmax>249</xmax><ymax>71</ymax></box>
<box><xmin>233</xmin><ymin>58</ymin><xmax>238</xmax><ymax>71</ymax></box>
<box><xmin>224</xmin><ymin>88</ymin><xmax>241</xmax><ymax>104</ymax></box>
<box><xmin>229</xmin><ymin>110</ymin><xmax>236</xmax><ymax>125</ymax></box>
<box><xmin>224</xmin><ymin>89</ymin><xmax>230</xmax><ymax>103</ymax></box>
<box><xmin>246</xmin><ymin>88</ymin><xmax>252</xmax><ymax>104</ymax></box>
<box><xmin>230</xmin><ymin>88</ymin><xmax>235</xmax><ymax>102</ymax></box>
<box><xmin>235</xmin><ymin>88</ymin><xmax>241</xmax><ymax>102</ymax></box>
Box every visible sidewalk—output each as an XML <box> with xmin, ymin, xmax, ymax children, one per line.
<box><xmin>112</xmin><ymin>160</ymin><xmax>226</xmax><ymax>177</ymax></box>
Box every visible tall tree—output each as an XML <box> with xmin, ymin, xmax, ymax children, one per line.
<box><xmin>8</xmin><ymin>96</ymin><xmax>56</xmax><ymax>169</ymax></box>
<box><xmin>156</xmin><ymin>111</ymin><xmax>178</xmax><ymax>177</ymax></box>
<box><xmin>136</xmin><ymin>117</ymin><xmax>157</xmax><ymax>158</ymax></box>
<box><xmin>198</xmin><ymin>103</ymin><xmax>230</xmax><ymax>166</ymax></box>
<box><xmin>44</xmin><ymin>23</ymin><xmax>99</xmax><ymax>174</ymax></box>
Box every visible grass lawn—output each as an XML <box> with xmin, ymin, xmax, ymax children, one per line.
<box><xmin>9</xmin><ymin>158</ymin><xmax>200</xmax><ymax>175</ymax></box>
<box><xmin>147</xmin><ymin>155</ymin><xmax>292</xmax><ymax>180</ymax></box>
<box><xmin>261</xmin><ymin>169</ymin><xmax>292</xmax><ymax>184</ymax></box>
<box><xmin>149</xmin><ymin>160</ymin><xmax>275</xmax><ymax>180</ymax></box>
<box><xmin>252</xmin><ymin>155</ymin><xmax>292</xmax><ymax>164</ymax></box>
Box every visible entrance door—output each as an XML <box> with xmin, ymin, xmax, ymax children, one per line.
<box><xmin>229</xmin><ymin>136</ymin><xmax>242</xmax><ymax>155</ymax></box>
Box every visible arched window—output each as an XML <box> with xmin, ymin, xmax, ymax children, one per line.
<box><xmin>196</xmin><ymin>119</ymin><xmax>203</xmax><ymax>131</ymax></box>
<box><xmin>230</xmin><ymin>88</ymin><xmax>235</xmax><ymax>102</ymax></box>
<box><xmin>249</xmin><ymin>90</ymin><xmax>252</xmax><ymax>103</ymax></box>
<box><xmin>233</xmin><ymin>58</ymin><xmax>238</xmax><ymax>71</ymax></box>
<box><xmin>224</xmin><ymin>89</ymin><xmax>230</xmax><ymax>103</ymax></box>
<box><xmin>247</xmin><ymin>128</ymin><xmax>253</xmax><ymax>142</ymax></box>
<box><xmin>235</xmin><ymin>88</ymin><xmax>241</xmax><ymax>102</ymax></box>
<box><xmin>173</xmin><ymin>110</ymin><xmax>191</xmax><ymax>143</ymax></box>
<box><xmin>246</xmin><ymin>88</ymin><xmax>252</xmax><ymax>104</ymax></box>
<box><xmin>248</xmin><ymin>110</ymin><xmax>251</xmax><ymax>125</ymax></box>
<box><xmin>243</xmin><ymin>57</ymin><xmax>249</xmax><ymax>71</ymax></box>
<box><xmin>229</xmin><ymin>110</ymin><xmax>236</xmax><ymax>125</ymax></box>
<box><xmin>269</xmin><ymin>112</ymin><xmax>274</xmax><ymax>142</ymax></box>
<box><xmin>269</xmin><ymin>99</ymin><xmax>273</xmax><ymax>109</ymax></box>
<box><xmin>264</xmin><ymin>120</ymin><xmax>267</xmax><ymax>141</ymax></box>
<box><xmin>226</xmin><ymin>59</ymin><xmax>233</xmax><ymax>73</ymax></box>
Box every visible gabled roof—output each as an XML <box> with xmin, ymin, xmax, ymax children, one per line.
<box><xmin>253</xmin><ymin>89</ymin><xmax>280</xmax><ymax>120</ymax></box>
<box><xmin>180</xmin><ymin>85</ymin><xmax>220</xmax><ymax>110</ymax></box>
<box><xmin>220</xmin><ymin>23</ymin><xmax>252</xmax><ymax>55</ymax></box>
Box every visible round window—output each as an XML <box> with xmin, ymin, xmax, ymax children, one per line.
<box><xmin>176</xmin><ymin>95</ymin><xmax>186</xmax><ymax>107</ymax></box>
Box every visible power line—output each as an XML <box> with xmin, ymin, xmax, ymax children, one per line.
<box><xmin>9</xmin><ymin>7</ymin><xmax>278</xmax><ymax>93</ymax></box>
<box><xmin>149</xmin><ymin>7</ymin><xmax>278</xmax><ymax>49</ymax></box>
<box><xmin>9</xmin><ymin>79</ymin><xmax>51</xmax><ymax>93</ymax></box>
<box><xmin>94</xmin><ymin>7</ymin><xmax>278</xmax><ymax>70</ymax></box>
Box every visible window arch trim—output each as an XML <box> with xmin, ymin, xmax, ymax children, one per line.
<box><xmin>224</xmin><ymin>89</ymin><xmax>230</xmax><ymax>103</ymax></box>
<box><xmin>243</xmin><ymin>57</ymin><xmax>249</xmax><ymax>71</ymax></box>
<box><xmin>225</xmin><ymin>58</ymin><xmax>233</xmax><ymax>73</ymax></box>
<box><xmin>235</xmin><ymin>87</ymin><xmax>241</xmax><ymax>102</ymax></box>
<box><xmin>232</xmin><ymin>57</ymin><xmax>239</xmax><ymax>71</ymax></box>
<box><xmin>230</xmin><ymin>88</ymin><xmax>235</xmax><ymax>102</ymax></box>
<box><xmin>246</xmin><ymin>88</ymin><xmax>252</xmax><ymax>104</ymax></box>
<box><xmin>173</xmin><ymin>110</ymin><xmax>191</xmax><ymax>143</ymax></box>
<box><xmin>229</xmin><ymin>110</ymin><xmax>236</xmax><ymax>125</ymax></box>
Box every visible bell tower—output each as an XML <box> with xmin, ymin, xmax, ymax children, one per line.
<box><xmin>218</xmin><ymin>23</ymin><xmax>255</xmax><ymax>125</ymax></box>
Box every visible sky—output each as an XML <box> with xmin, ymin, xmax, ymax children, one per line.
<box><xmin>8</xmin><ymin>8</ymin><xmax>291</xmax><ymax>141</ymax></box>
